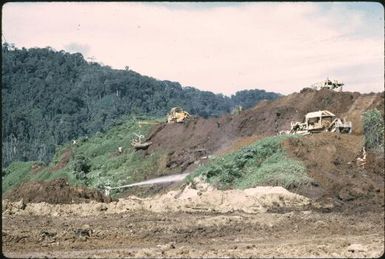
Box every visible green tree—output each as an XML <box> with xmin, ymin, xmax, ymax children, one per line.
<box><xmin>72</xmin><ymin>155</ymin><xmax>91</xmax><ymax>180</ymax></box>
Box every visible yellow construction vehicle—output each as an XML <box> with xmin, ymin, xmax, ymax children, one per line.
<box><xmin>167</xmin><ymin>107</ymin><xmax>191</xmax><ymax>123</ymax></box>
<box><xmin>289</xmin><ymin>110</ymin><xmax>352</xmax><ymax>134</ymax></box>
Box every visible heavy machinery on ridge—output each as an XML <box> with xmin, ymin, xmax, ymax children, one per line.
<box><xmin>289</xmin><ymin>110</ymin><xmax>352</xmax><ymax>135</ymax></box>
<box><xmin>311</xmin><ymin>78</ymin><xmax>344</xmax><ymax>92</ymax></box>
<box><xmin>167</xmin><ymin>107</ymin><xmax>191</xmax><ymax>123</ymax></box>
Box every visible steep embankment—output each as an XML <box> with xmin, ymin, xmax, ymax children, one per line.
<box><xmin>282</xmin><ymin>133</ymin><xmax>384</xmax><ymax>212</ymax></box>
<box><xmin>145</xmin><ymin>88</ymin><xmax>383</xmax><ymax>174</ymax></box>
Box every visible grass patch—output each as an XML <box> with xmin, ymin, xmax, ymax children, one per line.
<box><xmin>2</xmin><ymin>161</ymin><xmax>34</xmax><ymax>194</ymax></box>
<box><xmin>31</xmin><ymin>168</ymin><xmax>80</xmax><ymax>186</ymax></box>
<box><xmin>2</xmin><ymin>116</ymin><xmax>167</xmax><ymax>195</ymax></box>
<box><xmin>187</xmin><ymin>135</ymin><xmax>310</xmax><ymax>189</ymax></box>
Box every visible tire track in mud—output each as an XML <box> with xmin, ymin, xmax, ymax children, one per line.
<box><xmin>3</xmin><ymin>210</ymin><xmax>384</xmax><ymax>258</ymax></box>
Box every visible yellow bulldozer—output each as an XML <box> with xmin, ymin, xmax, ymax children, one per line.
<box><xmin>289</xmin><ymin>110</ymin><xmax>352</xmax><ymax>135</ymax></box>
<box><xmin>167</xmin><ymin>107</ymin><xmax>191</xmax><ymax>123</ymax></box>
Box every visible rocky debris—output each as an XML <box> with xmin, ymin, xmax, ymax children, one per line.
<box><xmin>39</xmin><ymin>230</ymin><xmax>57</xmax><ymax>244</ymax></box>
<box><xmin>2</xmin><ymin>199</ymin><xmax>26</xmax><ymax>215</ymax></box>
<box><xmin>74</xmin><ymin>224</ymin><xmax>92</xmax><ymax>241</ymax></box>
<box><xmin>157</xmin><ymin>242</ymin><xmax>176</xmax><ymax>251</ymax></box>
<box><xmin>338</xmin><ymin>188</ymin><xmax>355</xmax><ymax>201</ymax></box>
<box><xmin>14</xmin><ymin>199</ymin><xmax>26</xmax><ymax>210</ymax></box>
<box><xmin>96</xmin><ymin>203</ymin><xmax>108</xmax><ymax>211</ymax></box>
<box><xmin>347</xmin><ymin>243</ymin><xmax>367</xmax><ymax>253</ymax></box>
<box><xmin>309</xmin><ymin>197</ymin><xmax>335</xmax><ymax>211</ymax></box>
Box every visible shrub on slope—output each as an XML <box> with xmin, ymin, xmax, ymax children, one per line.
<box><xmin>188</xmin><ymin>135</ymin><xmax>310</xmax><ymax>189</ymax></box>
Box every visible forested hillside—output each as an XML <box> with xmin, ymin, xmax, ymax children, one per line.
<box><xmin>2</xmin><ymin>44</ymin><xmax>280</xmax><ymax>167</ymax></box>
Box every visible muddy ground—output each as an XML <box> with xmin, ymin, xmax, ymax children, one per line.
<box><xmin>2</xmin><ymin>207</ymin><xmax>384</xmax><ymax>258</ymax></box>
<box><xmin>2</xmin><ymin>177</ymin><xmax>384</xmax><ymax>258</ymax></box>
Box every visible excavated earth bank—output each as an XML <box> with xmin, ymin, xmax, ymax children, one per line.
<box><xmin>145</xmin><ymin>89</ymin><xmax>383</xmax><ymax>175</ymax></box>
<box><xmin>3</xmin><ymin>178</ymin><xmax>112</xmax><ymax>204</ymax></box>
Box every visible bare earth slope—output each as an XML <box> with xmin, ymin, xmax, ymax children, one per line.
<box><xmin>145</xmin><ymin>89</ymin><xmax>383</xmax><ymax>174</ymax></box>
<box><xmin>282</xmin><ymin>133</ymin><xmax>384</xmax><ymax>212</ymax></box>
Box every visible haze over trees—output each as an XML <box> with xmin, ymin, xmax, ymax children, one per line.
<box><xmin>2</xmin><ymin>44</ymin><xmax>280</xmax><ymax>167</ymax></box>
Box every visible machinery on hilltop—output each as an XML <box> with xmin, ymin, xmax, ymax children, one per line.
<box><xmin>311</xmin><ymin>78</ymin><xmax>344</xmax><ymax>92</ymax></box>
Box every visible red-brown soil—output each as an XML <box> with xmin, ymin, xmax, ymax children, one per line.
<box><xmin>282</xmin><ymin>133</ymin><xmax>384</xmax><ymax>212</ymax></box>
<box><xmin>49</xmin><ymin>148</ymin><xmax>73</xmax><ymax>172</ymax></box>
<box><xmin>3</xmin><ymin>178</ymin><xmax>112</xmax><ymax>204</ymax></box>
<box><xmin>145</xmin><ymin>89</ymin><xmax>383</xmax><ymax>175</ymax></box>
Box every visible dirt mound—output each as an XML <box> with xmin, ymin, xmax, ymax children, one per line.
<box><xmin>3</xmin><ymin>178</ymin><xmax>112</xmax><ymax>204</ymax></box>
<box><xmin>282</xmin><ymin>133</ymin><xmax>384</xmax><ymax>212</ymax></box>
<box><xmin>146</xmin><ymin>89</ymin><xmax>383</xmax><ymax>174</ymax></box>
<box><xmin>2</xmin><ymin>179</ymin><xmax>310</xmax><ymax>217</ymax></box>
<box><xmin>131</xmin><ymin>179</ymin><xmax>310</xmax><ymax>214</ymax></box>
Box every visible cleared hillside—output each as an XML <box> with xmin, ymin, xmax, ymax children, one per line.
<box><xmin>145</xmin><ymin>88</ymin><xmax>383</xmax><ymax>175</ymax></box>
<box><xmin>1</xmin><ymin>44</ymin><xmax>279</xmax><ymax>167</ymax></box>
